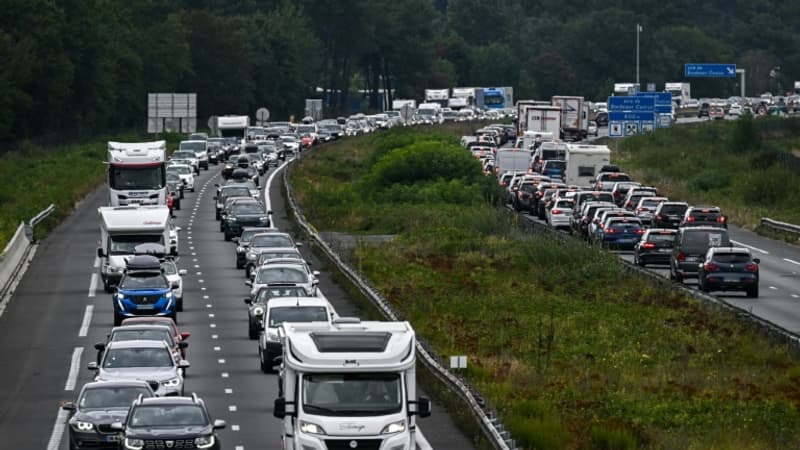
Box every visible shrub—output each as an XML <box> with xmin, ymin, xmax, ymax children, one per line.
<box><xmin>729</xmin><ymin>114</ymin><xmax>760</xmax><ymax>154</ymax></box>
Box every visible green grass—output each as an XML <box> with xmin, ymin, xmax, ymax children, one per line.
<box><xmin>291</xmin><ymin>125</ymin><xmax>800</xmax><ymax>449</ymax></box>
<box><xmin>611</xmin><ymin>116</ymin><xmax>800</xmax><ymax>231</ymax></box>
<box><xmin>0</xmin><ymin>133</ymin><xmax>183</xmax><ymax>248</ymax></box>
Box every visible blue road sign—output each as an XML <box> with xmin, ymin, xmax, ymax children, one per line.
<box><xmin>637</xmin><ymin>92</ymin><xmax>672</xmax><ymax>106</ymax></box>
<box><xmin>608</xmin><ymin>96</ymin><xmax>655</xmax><ymax>112</ymax></box>
<box><xmin>685</xmin><ymin>63</ymin><xmax>736</xmax><ymax>78</ymax></box>
<box><xmin>609</xmin><ymin>111</ymin><xmax>656</xmax><ymax>122</ymax></box>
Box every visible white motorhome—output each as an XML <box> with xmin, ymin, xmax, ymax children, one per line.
<box><xmin>565</xmin><ymin>143</ymin><xmax>611</xmax><ymax>186</ymax></box>
<box><xmin>664</xmin><ymin>82</ymin><xmax>691</xmax><ymax>107</ymax></box>
<box><xmin>415</xmin><ymin>103</ymin><xmax>443</xmax><ymax>124</ymax></box>
<box><xmin>97</xmin><ymin>206</ymin><xmax>174</xmax><ymax>292</ymax></box>
<box><xmin>273</xmin><ymin>319</ymin><xmax>431</xmax><ymax>450</ymax></box>
<box><xmin>217</xmin><ymin>115</ymin><xmax>250</xmax><ymax>144</ymax></box>
<box><xmin>107</xmin><ymin>141</ymin><xmax>167</xmax><ymax>207</ymax></box>
<box><xmin>424</xmin><ymin>89</ymin><xmax>449</xmax><ymax>107</ymax></box>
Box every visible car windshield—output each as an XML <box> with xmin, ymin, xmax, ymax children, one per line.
<box><xmin>232</xmin><ymin>203</ymin><xmax>264</xmax><ymax>215</ymax></box>
<box><xmin>252</xmin><ymin>235</ymin><xmax>293</xmax><ymax>248</ymax></box>
<box><xmin>111</xmin><ymin>329</ymin><xmax>173</xmax><ymax>346</ymax></box>
<box><xmin>79</xmin><ymin>386</ymin><xmax>152</xmax><ymax>410</ymax></box>
<box><xmin>179</xmin><ymin>142</ymin><xmax>205</xmax><ymax>152</ymax></box>
<box><xmin>256</xmin><ymin>267</ymin><xmax>307</xmax><ymax>284</ymax></box>
<box><xmin>166</xmin><ymin>173</ymin><xmax>181</xmax><ymax>182</ymax></box>
<box><xmin>690</xmin><ymin>210</ymin><xmax>722</xmax><ymax>220</ymax></box>
<box><xmin>109</xmin><ymin>235</ymin><xmax>163</xmax><ymax>255</ymax></box>
<box><xmin>303</xmin><ymin>373</ymin><xmax>402</xmax><ymax>416</ymax></box>
<box><xmin>519</xmin><ymin>183</ymin><xmax>535</xmax><ymax>193</ymax></box>
<box><xmin>601</xmin><ymin>173</ymin><xmax>631</xmax><ymax>182</ymax></box>
<box><xmin>555</xmin><ymin>200</ymin><xmax>573</xmax><ymax>209</ymax></box>
<box><xmin>268</xmin><ymin>306</ymin><xmax>329</xmax><ymax>327</ymax></box>
<box><xmin>172</xmin><ymin>151</ymin><xmax>195</xmax><ymax>159</ymax></box>
<box><xmin>110</xmin><ymin>166</ymin><xmax>165</xmax><ymax>190</ymax></box>
<box><xmin>543</xmin><ymin>161</ymin><xmax>566</xmax><ymax>170</ymax></box>
<box><xmin>713</xmin><ymin>253</ymin><xmax>751</xmax><ymax>263</ymax></box>
<box><xmin>641</xmin><ymin>199</ymin><xmax>665</xmax><ymax>207</ymax></box>
<box><xmin>169</xmin><ymin>166</ymin><xmax>191</xmax><ymax>175</ymax></box>
<box><xmin>102</xmin><ymin>347</ymin><xmax>173</xmax><ymax>368</ymax></box>
<box><xmin>257</xmin><ymin>251</ymin><xmax>302</xmax><ymax>264</ymax></box>
<box><xmin>647</xmin><ymin>233</ymin><xmax>676</xmax><ymax>244</ymax></box>
<box><xmin>120</xmin><ymin>272</ymin><xmax>169</xmax><ymax>290</ymax></box>
<box><xmin>255</xmin><ymin>286</ymin><xmax>308</xmax><ymax>304</ymax></box>
<box><xmin>129</xmin><ymin>405</ymin><xmax>207</xmax><ymax>428</ymax></box>
<box><xmin>607</xmin><ymin>220</ymin><xmax>642</xmax><ymax>229</ymax></box>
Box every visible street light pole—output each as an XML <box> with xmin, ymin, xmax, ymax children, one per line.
<box><xmin>636</xmin><ymin>24</ymin><xmax>642</xmax><ymax>86</ymax></box>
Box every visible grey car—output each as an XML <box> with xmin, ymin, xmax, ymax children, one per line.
<box><xmin>88</xmin><ymin>340</ymin><xmax>189</xmax><ymax>396</ymax></box>
<box><xmin>244</xmin><ymin>285</ymin><xmax>309</xmax><ymax>339</ymax></box>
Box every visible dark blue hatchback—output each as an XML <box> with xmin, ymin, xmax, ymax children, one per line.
<box><xmin>600</xmin><ymin>217</ymin><xmax>645</xmax><ymax>250</ymax></box>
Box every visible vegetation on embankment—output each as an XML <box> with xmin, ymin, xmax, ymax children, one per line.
<box><xmin>292</xmin><ymin>124</ymin><xmax>800</xmax><ymax>449</ymax></box>
<box><xmin>0</xmin><ymin>133</ymin><xmax>183</xmax><ymax>249</ymax></box>
<box><xmin>613</xmin><ymin>116</ymin><xmax>800</xmax><ymax>232</ymax></box>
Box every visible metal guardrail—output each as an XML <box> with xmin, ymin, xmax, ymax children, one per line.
<box><xmin>282</xmin><ymin>161</ymin><xmax>515</xmax><ymax>450</ymax></box>
<box><xmin>761</xmin><ymin>217</ymin><xmax>800</xmax><ymax>236</ymax></box>
<box><xmin>0</xmin><ymin>204</ymin><xmax>55</xmax><ymax>303</ymax></box>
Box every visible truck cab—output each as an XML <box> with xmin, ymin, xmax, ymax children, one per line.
<box><xmin>274</xmin><ymin>319</ymin><xmax>430</xmax><ymax>450</ymax></box>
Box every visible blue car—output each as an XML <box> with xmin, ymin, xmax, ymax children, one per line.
<box><xmin>113</xmin><ymin>255</ymin><xmax>177</xmax><ymax>325</ymax></box>
<box><xmin>599</xmin><ymin>217</ymin><xmax>645</xmax><ymax>250</ymax></box>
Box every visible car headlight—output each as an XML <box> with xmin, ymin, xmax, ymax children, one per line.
<box><xmin>236</xmin><ymin>246</ymin><xmax>244</xmax><ymax>253</ymax></box>
<box><xmin>116</xmin><ymin>293</ymin><xmax>125</xmax><ymax>300</ymax></box>
<box><xmin>195</xmin><ymin>436</ymin><xmax>215</xmax><ymax>449</ymax></box>
<box><xmin>252</xmin><ymin>306</ymin><xmax>264</xmax><ymax>316</ymax></box>
<box><xmin>162</xmin><ymin>377</ymin><xmax>181</xmax><ymax>387</ymax></box>
<box><xmin>259</xmin><ymin>216</ymin><xmax>269</xmax><ymax>222</ymax></box>
<box><xmin>73</xmin><ymin>420</ymin><xmax>94</xmax><ymax>432</ymax></box>
<box><xmin>381</xmin><ymin>420</ymin><xmax>406</xmax><ymax>434</ymax></box>
<box><xmin>267</xmin><ymin>330</ymin><xmax>280</xmax><ymax>342</ymax></box>
<box><xmin>125</xmin><ymin>438</ymin><xmax>144</xmax><ymax>450</ymax></box>
<box><xmin>165</xmin><ymin>291</ymin><xmax>173</xmax><ymax>298</ymax></box>
<box><xmin>300</xmin><ymin>421</ymin><xmax>326</xmax><ymax>435</ymax></box>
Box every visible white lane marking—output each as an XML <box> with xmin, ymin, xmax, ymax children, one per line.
<box><xmin>212</xmin><ymin>334</ymin><xmax>218</xmax><ymax>339</ymax></box>
<box><xmin>78</xmin><ymin>305</ymin><xmax>94</xmax><ymax>337</ymax></box>
<box><xmin>64</xmin><ymin>347</ymin><xmax>84</xmax><ymax>391</ymax></box>
<box><xmin>206</xmin><ymin>304</ymin><xmax>212</xmax><ymax>308</ymax></box>
<box><xmin>221</xmin><ymin>372</ymin><xmax>229</xmax><ymax>378</ymax></box>
<box><xmin>228</xmin><ymin>405</ymin><xmax>237</xmax><ymax>412</ymax></box>
<box><xmin>201</xmin><ymin>287</ymin><xmax>207</xmax><ymax>291</ymax></box>
<box><xmin>194</xmin><ymin>264</ymin><xmax>200</xmax><ymax>268</ymax></box>
<box><xmin>93</xmin><ymin>256</ymin><xmax>100</xmax><ymax>268</ymax></box>
<box><xmin>191</xmin><ymin>252</ymin><xmax>197</xmax><ymax>256</ymax></box>
<box><xmin>203</xmin><ymin>295</ymin><xmax>209</xmax><ymax>299</ymax></box>
<box><xmin>46</xmin><ymin>408</ymin><xmax>70</xmax><ymax>450</ymax></box>
<box><xmin>769</xmin><ymin>286</ymin><xmax>778</xmax><ymax>290</ymax></box>
<box><xmin>264</xmin><ymin>159</ymin><xmax>292</xmax><ymax>213</ymax></box>
<box><xmin>213</xmin><ymin>346</ymin><xmax>221</xmax><ymax>351</ymax></box>
<box><xmin>235</xmin><ymin>446</ymin><xmax>244</xmax><ymax>450</ymax></box>
<box><xmin>225</xmin><ymin>388</ymin><xmax>233</xmax><ymax>394</ymax></box>
<box><xmin>731</xmin><ymin>240</ymin><xmax>769</xmax><ymax>255</ymax></box>
<box><xmin>210</xmin><ymin>323</ymin><xmax>216</xmax><ymax>328</ymax></box>
<box><xmin>209</xmin><ymin>313</ymin><xmax>215</xmax><ymax>318</ymax></box>
<box><xmin>196</xmin><ymin>272</ymin><xmax>202</xmax><ymax>276</ymax></box>
<box><xmin>784</xmin><ymin>258</ymin><xmax>800</xmax><ymax>266</ymax></box>
<box><xmin>218</xmin><ymin>359</ymin><xmax>226</xmax><ymax>364</ymax></box>
<box><xmin>198</xmin><ymin>279</ymin><xmax>204</xmax><ymax>283</ymax></box>
<box><xmin>193</xmin><ymin>258</ymin><xmax>199</xmax><ymax>262</ymax></box>
<box><xmin>88</xmin><ymin>274</ymin><xmax>98</xmax><ymax>298</ymax></box>
<box><xmin>231</xmin><ymin>425</ymin><xmax>240</xmax><ymax>431</ymax></box>
<box><xmin>416</xmin><ymin>428</ymin><xmax>433</xmax><ymax>450</ymax></box>
<box><xmin>792</xmin><ymin>294</ymin><xmax>799</xmax><ymax>299</ymax></box>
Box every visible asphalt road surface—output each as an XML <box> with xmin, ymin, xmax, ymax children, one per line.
<box><xmin>0</xmin><ymin>159</ymin><xmax>474</xmax><ymax>449</ymax></box>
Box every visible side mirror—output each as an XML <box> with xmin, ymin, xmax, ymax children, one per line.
<box><xmin>180</xmin><ymin>332</ymin><xmax>191</xmax><ymax>340</ymax></box>
<box><xmin>94</xmin><ymin>342</ymin><xmax>106</xmax><ymax>352</ymax></box>
<box><xmin>244</xmin><ymin>298</ymin><xmax>252</xmax><ymax>305</ymax></box>
<box><xmin>97</xmin><ymin>247</ymin><xmax>105</xmax><ymax>258</ymax></box>
<box><xmin>213</xmin><ymin>419</ymin><xmax>227</xmax><ymax>430</ymax></box>
<box><xmin>410</xmin><ymin>396</ymin><xmax>431</xmax><ymax>418</ymax></box>
<box><xmin>110</xmin><ymin>422</ymin><xmax>124</xmax><ymax>431</ymax></box>
<box><xmin>232</xmin><ymin>237</ymin><xmax>239</xmax><ymax>243</ymax></box>
<box><xmin>175</xmin><ymin>226</ymin><xmax>182</xmax><ymax>232</ymax></box>
<box><xmin>295</xmin><ymin>242</ymin><xmax>303</xmax><ymax>247</ymax></box>
<box><xmin>178</xmin><ymin>342</ymin><xmax>189</xmax><ymax>349</ymax></box>
<box><xmin>178</xmin><ymin>360</ymin><xmax>191</xmax><ymax>369</ymax></box>
<box><xmin>312</xmin><ymin>270</ymin><xmax>320</xmax><ymax>277</ymax></box>
<box><xmin>171</xmin><ymin>281</ymin><xmax>180</xmax><ymax>289</ymax></box>
<box><xmin>61</xmin><ymin>402</ymin><xmax>76</xmax><ymax>411</ymax></box>
<box><xmin>273</xmin><ymin>397</ymin><xmax>295</xmax><ymax>419</ymax></box>
<box><xmin>178</xmin><ymin>269</ymin><xmax>188</xmax><ymax>276</ymax></box>
<box><xmin>245</xmin><ymin>280</ymin><xmax>252</xmax><ymax>287</ymax></box>
<box><xmin>754</xmin><ymin>258</ymin><xmax>761</xmax><ymax>264</ymax></box>
<box><xmin>87</xmin><ymin>362</ymin><xmax>98</xmax><ymax>371</ymax></box>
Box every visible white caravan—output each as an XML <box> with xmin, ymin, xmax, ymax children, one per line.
<box><xmin>565</xmin><ymin>143</ymin><xmax>611</xmax><ymax>186</ymax></box>
<box><xmin>217</xmin><ymin>115</ymin><xmax>250</xmax><ymax>144</ymax></box>
<box><xmin>97</xmin><ymin>206</ymin><xmax>173</xmax><ymax>292</ymax></box>
<box><xmin>107</xmin><ymin>141</ymin><xmax>167</xmax><ymax>207</ymax></box>
<box><xmin>273</xmin><ymin>319</ymin><xmax>431</xmax><ymax>450</ymax></box>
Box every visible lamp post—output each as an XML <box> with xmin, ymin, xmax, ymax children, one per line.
<box><xmin>636</xmin><ymin>24</ymin><xmax>643</xmax><ymax>86</ymax></box>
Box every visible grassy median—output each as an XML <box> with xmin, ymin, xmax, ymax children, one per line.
<box><xmin>0</xmin><ymin>133</ymin><xmax>183</xmax><ymax>248</ymax></box>
<box><xmin>292</xmin><ymin>125</ymin><xmax>800</xmax><ymax>449</ymax></box>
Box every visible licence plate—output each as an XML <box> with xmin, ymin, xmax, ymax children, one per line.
<box><xmin>136</xmin><ymin>304</ymin><xmax>155</xmax><ymax>310</ymax></box>
<box><xmin>659</xmin><ymin>248</ymin><xmax>670</xmax><ymax>252</ymax></box>
<box><xmin>686</xmin><ymin>256</ymin><xmax>699</xmax><ymax>262</ymax></box>
<box><xmin>105</xmin><ymin>435</ymin><xmax>121</xmax><ymax>442</ymax></box>
<box><xmin>724</xmin><ymin>277</ymin><xmax>739</xmax><ymax>282</ymax></box>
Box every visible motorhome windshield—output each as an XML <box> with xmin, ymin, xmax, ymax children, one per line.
<box><xmin>109</xmin><ymin>235</ymin><xmax>164</xmax><ymax>255</ymax></box>
<box><xmin>109</xmin><ymin>165</ymin><xmax>166</xmax><ymax>190</ymax></box>
<box><xmin>302</xmin><ymin>373</ymin><xmax>402</xmax><ymax>416</ymax></box>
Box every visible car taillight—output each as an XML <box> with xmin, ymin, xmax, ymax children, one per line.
<box><xmin>613</xmin><ymin>191</ymin><xmax>621</xmax><ymax>197</ymax></box>
<box><xmin>745</xmin><ymin>263</ymin><xmax>758</xmax><ymax>272</ymax></box>
<box><xmin>604</xmin><ymin>227</ymin><xmax>615</xmax><ymax>234</ymax></box>
<box><xmin>704</xmin><ymin>262</ymin><xmax>719</xmax><ymax>271</ymax></box>
<box><xmin>536</xmin><ymin>192</ymin><xmax>544</xmax><ymax>198</ymax></box>
<box><xmin>678</xmin><ymin>252</ymin><xmax>685</xmax><ymax>261</ymax></box>
<box><xmin>655</xmin><ymin>215</ymin><xmax>662</xmax><ymax>221</ymax></box>
<box><xmin>686</xmin><ymin>216</ymin><xmax>695</xmax><ymax>222</ymax></box>
<box><xmin>635</xmin><ymin>229</ymin><xmax>645</xmax><ymax>234</ymax></box>
<box><xmin>551</xmin><ymin>209</ymin><xmax>562</xmax><ymax>215</ymax></box>
<box><xmin>643</xmin><ymin>242</ymin><xmax>656</xmax><ymax>249</ymax></box>
<box><xmin>636</xmin><ymin>207</ymin><xmax>646</xmax><ymax>212</ymax></box>
<box><xmin>717</xmin><ymin>216</ymin><xmax>726</xmax><ymax>223</ymax></box>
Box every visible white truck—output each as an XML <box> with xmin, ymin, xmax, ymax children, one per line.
<box><xmin>273</xmin><ymin>318</ymin><xmax>431</xmax><ymax>450</ymax></box>
<box><xmin>525</xmin><ymin>105</ymin><xmax>562</xmax><ymax>138</ymax></box>
<box><xmin>515</xmin><ymin>100</ymin><xmax>550</xmax><ymax>135</ymax></box>
<box><xmin>495</xmin><ymin>148</ymin><xmax>533</xmax><ymax>175</ymax></box>
<box><xmin>97</xmin><ymin>206</ymin><xmax>173</xmax><ymax>292</ymax></box>
<box><xmin>217</xmin><ymin>115</ymin><xmax>250</xmax><ymax>143</ymax></box>
<box><xmin>450</xmin><ymin>87</ymin><xmax>476</xmax><ymax>110</ymax></box>
<box><xmin>424</xmin><ymin>89</ymin><xmax>450</xmax><ymax>108</ymax></box>
<box><xmin>664</xmin><ymin>82</ymin><xmax>691</xmax><ymax>107</ymax></box>
<box><xmin>565</xmin><ymin>143</ymin><xmax>611</xmax><ymax>186</ymax></box>
<box><xmin>107</xmin><ymin>141</ymin><xmax>167</xmax><ymax>207</ymax></box>
<box><xmin>392</xmin><ymin>99</ymin><xmax>417</xmax><ymax>111</ymax></box>
<box><xmin>551</xmin><ymin>95</ymin><xmax>586</xmax><ymax>141</ymax></box>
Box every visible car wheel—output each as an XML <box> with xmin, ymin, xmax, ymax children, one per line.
<box><xmin>699</xmin><ymin>280</ymin><xmax>709</xmax><ymax>292</ymax></box>
<box><xmin>219</xmin><ymin>223</ymin><xmax>224</xmax><ymax>232</ymax></box>
<box><xmin>249</xmin><ymin>323</ymin><xmax>258</xmax><ymax>340</ymax></box>
<box><xmin>259</xmin><ymin>348</ymin><xmax>269</xmax><ymax>373</ymax></box>
<box><xmin>224</xmin><ymin>232</ymin><xmax>232</xmax><ymax>242</ymax></box>
<box><xmin>236</xmin><ymin>259</ymin><xmax>243</xmax><ymax>269</ymax></box>
<box><xmin>104</xmin><ymin>279</ymin><xmax>113</xmax><ymax>293</ymax></box>
<box><xmin>636</xmin><ymin>255</ymin><xmax>645</xmax><ymax>267</ymax></box>
<box><xmin>177</xmin><ymin>297</ymin><xmax>183</xmax><ymax>312</ymax></box>
<box><xmin>215</xmin><ymin>212</ymin><xmax>220</xmax><ymax>220</ymax></box>
<box><xmin>747</xmin><ymin>285</ymin><xmax>759</xmax><ymax>298</ymax></box>
<box><xmin>113</xmin><ymin>311</ymin><xmax>122</xmax><ymax>326</ymax></box>
<box><xmin>174</xmin><ymin>201</ymin><xmax>181</xmax><ymax>211</ymax></box>
<box><xmin>190</xmin><ymin>186</ymin><xmax>195</xmax><ymax>192</ymax></box>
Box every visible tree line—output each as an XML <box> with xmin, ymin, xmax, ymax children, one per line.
<box><xmin>2</xmin><ymin>0</ymin><xmax>798</xmax><ymax>141</ymax></box>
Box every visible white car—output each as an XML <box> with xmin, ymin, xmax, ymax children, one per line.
<box><xmin>728</xmin><ymin>104</ymin><xmax>742</xmax><ymax>116</ymax></box>
<box><xmin>167</xmin><ymin>164</ymin><xmax>195</xmax><ymax>192</ymax></box>
<box><xmin>246</xmin><ymin>263</ymin><xmax>319</xmax><ymax>299</ymax></box>
<box><xmin>170</xmin><ymin>150</ymin><xmax>199</xmax><ymax>173</ymax></box>
<box><xmin>168</xmin><ymin>220</ymin><xmax>181</xmax><ymax>255</ymax></box>
<box><xmin>587</xmin><ymin>120</ymin><xmax>599</xmax><ymax>136</ymax></box>
<box><xmin>179</xmin><ymin>140</ymin><xmax>209</xmax><ymax>170</ymax></box>
<box><xmin>160</xmin><ymin>259</ymin><xmax>187</xmax><ymax>312</ymax></box>
<box><xmin>546</xmin><ymin>199</ymin><xmax>574</xmax><ymax>230</ymax></box>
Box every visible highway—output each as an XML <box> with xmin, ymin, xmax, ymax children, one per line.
<box><xmin>0</xmin><ymin>159</ymin><xmax>474</xmax><ymax>449</ymax></box>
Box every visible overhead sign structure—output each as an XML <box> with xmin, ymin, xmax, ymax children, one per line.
<box><xmin>684</xmin><ymin>63</ymin><xmax>736</xmax><ymax>78</ymax></box>
<box><xmin>147</xmin><ymin>93</ymin><xmax>197</xmax><ymax>133</ymax></box>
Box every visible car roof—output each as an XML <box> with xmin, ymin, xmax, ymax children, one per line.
<box><xmin>81</xmin><ymin>380</ymin><xmax>154</xmax><ymax>391</ymax></box>
<box><xmin>125</xmin><ymin>255</ymin><xmax>162</xmax><ymax>271</ymax></box>
<box><xmin>679</xmin><ymin>225</ymin><xmax>728</xmax><ymax>232</ymax></box>
<box><xmin>121</xmin><ymin>317</ymin><xmax>177</xmax><ymax>328</ymax></box>
<box><xmin>267</xmin><ymin>297</ymin><xmax>331</xmax><ymax>308</ymax></box>
<box><xmin>106</xmin><ymin>339</ymin><xmax>169</xmax><ymax>349</ymax></box>
<box><xmin>138</xmin><ymin>396</ymin><xmax>202</xmax><ymax>406</ymax></box>
<box><xmin>709</xmin><ymin>246</ymin><xmax>750</xmax><ymax>254</ymax></box>
<box><xmin>111</xmin><ymin>324</ymin><xmax>173</xmax><ymax>334</ymax></box>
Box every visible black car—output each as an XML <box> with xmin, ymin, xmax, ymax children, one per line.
<box><xmin>594</xmin><ymin>111</ymin><xmax>608</xmax><ymax>126</ymax></box>
<box><xmin>680</xmin><ymin>206</ymin><xmax>727</xmax><ymax>228</ymax></box>
<box><xmin>652</xmin><ymin>201</ymin><xmax>689</xmax><ymax>229</ymax></box>
<box><xmin>670</xmin><ymin>226</ymin><xmax>731</xmax><ymax>282</ymax></box>
<box><xmin>112</xmin><ymin>395</ymin><xmax>226</xmax><ymax>450</ymax></box>
<box><xmin>221</xmin><ymin>200</ymin><xmax>271</xmax><ymax>241</ymax></box>
<box><xmin>62</xmin><ymin>380</ymin><xmax>155</xmax><ymax>450</ymax></box>
<box><xmin>231</xmin><ymin>166</ymin><xmax>259</xmax><ymax>187</ymax></box>
<box><xmin>221</xmin><ymin>155</ymin><xmax>241</xmax><ymax>179</ymax></box>
<box><xmin>233</xmin><ymin>226</ymin><xmax>277</xmax><ymax>269</ymax></box>
<box><xmin>698</xmin><ymin>102</ymin><xmax>710</xmax><ymax>118</ymax></box>
<box><xmin>214</xmin><ymin>184</ymin><xmax>252</xmax><ymax>220</ymax></box>
<box><xmin>698</xmin><ymin>247</ymin><xmax>760</xmax><ymax>297</ymax></box>
<box><xmin>634</xmin><ymin>228</ymin><xmax>677</xmax><ymax>267</ymax></box>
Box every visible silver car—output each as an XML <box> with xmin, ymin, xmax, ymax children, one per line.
<box><xmin>245</xmin><ymin>263</ymin><xmax>318</xmax><ymax>299</ymax></box>
<box><xmin>88</xmin><ymin>340</ymin><xmax>189</xmax><ymax>396</ymax></box>
<box><xmin>244</xmin><ymin>285</ymin><xmax>309</xmax><ymax>339</ymax></box>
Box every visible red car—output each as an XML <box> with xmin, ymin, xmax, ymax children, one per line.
<box><xmin>120</xmin><ymin>316</ymin><xmax>190</xmax><ymax>359</ymax></box>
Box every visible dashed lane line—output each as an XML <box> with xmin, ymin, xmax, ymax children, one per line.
<box><xmin>64</xmin><ymin>347</ymin><xmax>84</xmax><ymax>391</ymax></box>
<box><xmin>78</xmin><ymin>305</ymin><xmax>94</xmax><ymax>337</ymax></box>
<box><xmin>88</xmin><ymin>273</ymin><xmax>98</xmax><ymax>298</ymax></box>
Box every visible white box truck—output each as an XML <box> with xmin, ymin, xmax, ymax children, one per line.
<box><xmin>565</xmin><ymin>143</ymin><xmax>611</xmax><ymax>186</ymax></box>
<box><xmin>664</xmin><ymin>82</ymin><xmax>691</xmax><ymax>107</ymax></box>
<box><xmin>525</xmin><ymin>105</ymin><xmax>562</xmax><ymax>137</ymax></box>
<box><xmin>551</xmin><ymin>95</ymin><xmax>586</xmax><ymax>141</ymax></box>
<box><xmin>515</xmin><ymin>100</ymin><xmax>551</xmax><ymax>135</ymax></box>
<box><xmin>97</xmin><ymin>205</ymin><xmax>173</xmax><ymax>292</ymax></box>
<box><xmin>217</xmin><ymin>115</ymin><xmax>250</xmax><ymax>143</ymax></box>
<box><xmin>107</xmin><ymin>141</ymin><xmax>167</xmax><ymax>207</ymax></box>
<box><xmin>273</xmin><ymin>318</ymin><xmax>431</xmax><ymax>450</ymax></box>
<box><xmin>424</xmin><ymin>89</ymin><xmax>450</xmax><ymax>107</ymax></box>
<box><xmin>495</xmin><ymin>147</ymin><xmax>533</xmax><ymax>175</ymax></box>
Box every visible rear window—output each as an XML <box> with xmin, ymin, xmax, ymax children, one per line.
<box><xmin>555</xmin><ymin>200</ymin><xmax>574</xmax><ymax>209</ymax></box>
<box><xmin>647</xmin><ymin>233</ymin><xmax>676</xmax><ymax>244</ymax></box>
<box><xmin>601</xmin><ymin>173</ymin><xmax>631</xmax><ymax>182</ymax></box>
<box><xmin>608</xmin><ymin>219</ymin><xmax>642</xmax><ymax>229</ymax></box>
<box><xmin>681</xmin><ymin>230</ymin><xmax>730</xmax><ymax>249</ymax></box>
<box><xmin>713</xmin><ymin>253</ymin><xmax>751</xmax><ymax>263</ymax></box>
<box><xmin>690</xmin><ymin>210</ymin><xmax>722</xmax><ymax>220</ymax></box>
<box><xmin>660</xmin><ymin>204</ymin><xmax>687</xmax><ymax>214</ymax></box>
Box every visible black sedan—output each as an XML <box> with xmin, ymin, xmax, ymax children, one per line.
<box><xmin>633</xmin><ymin>228</ymin><xmax>676</xmax><ymax>267</ymax></box>
<box><xmin>698</xmin><ymin>247</ymin><xmax>760</xmax><ymax>297</ymax></box>
<box><xmin>221</xmin><ymin>200</ymin><xmax>271</xmax><ymax>241</ymax></box>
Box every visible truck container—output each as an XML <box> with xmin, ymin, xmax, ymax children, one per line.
<box><xmin>551</xmin><ymin>95</ymin><xmax>586</xmax><ymax>141</ymax></box>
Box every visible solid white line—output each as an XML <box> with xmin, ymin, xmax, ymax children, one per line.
<box><xmin>416</xmin><ymin>428</ymin><xmax>433</xmax><ymax>450</ymax></box>
<box><xmin>88</xmin><ymin>273</ymin><xmax>98</xmax><ymax>298</ymax></box>
<box><xmin>235</xmin><ymin>446</ymin><xmax>244</xmax><ymax>450</ymax></box>
<box><xmin>46</xmin><ymin>408</ymin><xmax>70</xmax><ymax>450</ymax></box>
<box><xmin>231</xmin><ymin>425</ymin><xmax>240</xmax><ymax>431</ymax></box>
<box><xmin>264</xmin><ymin>159</ymin><xmax>292</xmax><ymax>214</ymax></box>
<box><xmin>78</xmin><ymin>305</ymin><xmax>94</xmax><ymax>337</ymax></box>
<box><xmin>731</xmin><ymin>240</ymin><xmax>769</xmax><ymax>255</ymax></box>
<box><xmin>784</xmin><ymin>258</ymin><xmax>800</xmax><ymax>266</ymax></box>
<box><xmin>64</xmin><ymin>347</ymin><xmax>84</xmax><ymax>391</ymax></box>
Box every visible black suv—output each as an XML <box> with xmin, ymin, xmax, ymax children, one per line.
<box><xmin>670</xmin><ymin>226</ymin><xmax>731</xmax><ymax>282</ymax></box>
<box><xmin>221</xmin><ymin>199</ymin><xmax>271</xmax><ymax>241</ymax></box>
<box><xmin>680</xmin><ymin>206</ymin><xmax>727</xmax><ymax>228</ymax></box>
<box><xmin>112</xmin><ymin>394</ymin><xmax>226</xmax><ymax>450</ymax></box>
<box><xmin>698</xmin><ymin>102</ymin><xmax>710</xmax><ymax>118</ymax></box>
<box><xmin>652</xmin><ymin>201</ymin><xmax>689</xmax><ymax>229</ymax></box>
